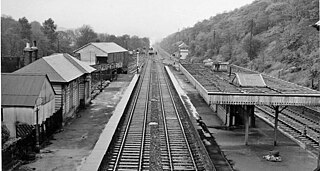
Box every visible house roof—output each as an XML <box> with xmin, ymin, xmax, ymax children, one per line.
<box><xmin>14</xmin><ymin>53</ymin><xmax>95</xmax><ymax>82</ymax></box>
<box><xmin>73</xmin><ymin>42</ymin><xmax>128</xmax><ymax>55</ymax></box>
<box><xmin>179</xmin><ymin>42</ymin><xmax>188</xmax><ymax>48</ymax></box>
<box><xmin>2</xmin><ymin>73</ymin><xmax>49</xmax><ymax>107</ymax></box>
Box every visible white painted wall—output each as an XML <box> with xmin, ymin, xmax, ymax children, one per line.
<box><xmin>2</xmin><ymin>99</ymin><xmax>55</xmax><ymax>138</ymax></box>
<box><xmin>76</xmin><ymin>44</ymin><xmax>107</xmax><ymax>65</ymax></box>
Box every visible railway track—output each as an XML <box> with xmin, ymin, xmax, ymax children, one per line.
<box><xmin>99</xmin><ymin>56</ymin><xmax>213</xmax><ymax>170</ymax></box>
<box><xmin>255</xmin><ymin>105</ymin><xmax>320</xmax><ymax>149</ymax></box>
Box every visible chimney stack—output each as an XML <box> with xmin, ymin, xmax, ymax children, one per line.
<box><xmin>32</xmin><ymin>41</ymin><xmax>38</xmax><ymax>60</ymax></box>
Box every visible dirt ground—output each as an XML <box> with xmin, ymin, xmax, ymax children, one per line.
<box><xmin>17</xmin><ymin>74</ymin><xmax>134</xmax><ymax>171</ymax></box>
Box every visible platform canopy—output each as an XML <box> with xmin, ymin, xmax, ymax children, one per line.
<box><xmin>180</xmin><ymin>63</ymin><xmax>320</xmax><ymax>106</ymax></box>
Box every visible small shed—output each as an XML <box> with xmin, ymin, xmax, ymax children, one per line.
<box><xmin>1</xmin><ymin>73</ymin><xmax>55</xmax><ymax>138</ymax></box>
<box><xmin>14</xmin><ymin>53</ymin><xmax>95</xmax><ymax>123</ymax></box>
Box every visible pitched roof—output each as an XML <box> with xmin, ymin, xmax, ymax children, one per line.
<box><xmin>73</xmin><ymin>42</ymin><xmax>128</xmax><ymax>54</ymax></box>
<box><xmin>179</xmin><ymin>42</ymin><xmax>188</xmax><ymax>48</ymax></box>
<box><xmin>14</xmin><ymin>53</ymin><xmax>95</xmax><ymax>82</ymax></box>
<box><xmin>2</xmin><ymin>73</ymin><xmax>48</xmax><ymax>107</ymax></box>
<box><xmin>235</xmin><ymin>73</ymin><xmax>266</xmax><ymax>87</ymax></box>
<box><xmin>63</xmin><ymin>53</ymin><xmax>96</xmax><ymax>73</ymax></box>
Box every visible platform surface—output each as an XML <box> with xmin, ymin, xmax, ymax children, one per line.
<box><xmin>171</xmin><ymin>67</ymin><xmax>318</xmax><ymax>171</ymax></box>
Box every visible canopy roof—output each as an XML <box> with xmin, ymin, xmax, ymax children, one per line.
<box><xmin>181</xmin><ymin>63</ymin><xmax>320</xmax><ymax>106</ymax></box>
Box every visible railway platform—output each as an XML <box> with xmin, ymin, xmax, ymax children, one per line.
<box><xmin>18</xmin><ymin>74</ymin><xmax>135</xmax><ymax>171</ymax></box>
<box><xmin>170</xmin><ymin>66</ymin><xmax>318</xmax><ymax>171</ymax></box>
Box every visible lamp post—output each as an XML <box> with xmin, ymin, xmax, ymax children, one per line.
<box><xmin>136</xmin><ymin>51</ymin><xmax>139</xmax><ymax>74</ymax></box>
<box><xmin>35</xmin><ymin>97</ymin><xmax>42</xmax><ymax>153</ymax></box>
<box><xmin>99</xmin><ymin>65</ymin><xmax>103</xmax><ymax>92</ymax></box>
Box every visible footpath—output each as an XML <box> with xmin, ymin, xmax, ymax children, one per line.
<box><xmin>170</xmin><ymin>66</ymin><xmax>318</xmax><ymax>171</ymax></box>
<box><xmin>17</xmin><ymin>74</ymin><xmax>134</xmax><ymax>171</ymax></box>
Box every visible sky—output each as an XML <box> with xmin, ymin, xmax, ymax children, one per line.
<box><xmin>1</xmin><ymin>0</ymin><xmax>255</xmax><ymax>43</ymax></box>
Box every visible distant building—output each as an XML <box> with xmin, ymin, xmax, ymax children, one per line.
<box><xmin>14</xmin><ymin>53</ymin><xmax>96</xmax><ymax>123</ymax></box>
<box><xmin>1</xmin><ymin>73</ymin><xmax>55</xmax><ymax>138</ymax></box>
<box><xmin>178</xmin><ymin>42</ymin><xmax>189</xmax><ymax>60</ymax></box>
<box><xmin>73</xmin><ymin>42</ymin><xmax>128</xmax><ymax>72</ymax></box>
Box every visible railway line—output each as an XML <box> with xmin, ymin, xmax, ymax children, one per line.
<box><xmin>255</xmin><ymin>105</ymin><xmax>320</xmax><ymax>149</ymax></box>
<box><xmin>98</xmin><ymin>55</ymin><xmax>214</xmax><ymax>170</ymax></box>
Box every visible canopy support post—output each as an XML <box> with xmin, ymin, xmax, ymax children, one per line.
<box><xmin>271</xmin><ymin>105</ymin><xmax>287</xmax><ymax>146</ymax></box>
<box><xmin>244</xmin><ymin>109</ymin><xmax>249</xmax><ymax>145</ymax></box>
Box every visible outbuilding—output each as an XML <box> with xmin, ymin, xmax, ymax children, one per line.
<box><xmin>73</xmin><ymin>42</ymin><xmax>128</xmax><ymax>73</ymax></box>
<box><xmin>1</xmin><ymin>73</ymin><xmax>56</xmax><ymax>138</ymax></box>
<box><xmin>14</xmin><ymin>53</ymin><xmax>96</xmax><ymax>123</ymax></box>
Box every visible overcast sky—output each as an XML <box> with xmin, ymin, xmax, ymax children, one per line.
<box><xmin>2</xmin><ymin>0</ymin><xmax>254</xmax><ymax>43</ymax></box>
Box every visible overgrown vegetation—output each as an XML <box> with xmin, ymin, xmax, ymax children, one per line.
<box><xmin>159</xmin><ymin>0</ymin><xmax>319</xmax><ymax>88</ymax></box>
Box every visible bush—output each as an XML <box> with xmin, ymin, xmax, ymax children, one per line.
<box><xmin>2</xmin><ymin>124</ymin><xmax>10</xmax><ymax>144</ymax></box>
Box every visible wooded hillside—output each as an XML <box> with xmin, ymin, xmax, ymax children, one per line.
<box><xmin>159</xmin><ymin>0</ymin><xmax>319</xmax><ymax>88</ymax></box>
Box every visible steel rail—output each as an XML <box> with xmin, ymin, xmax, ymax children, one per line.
<box><xmin>160</xmin><ymin>63</ymin><xmax>199</xmax><ymax>171</ymax></box>
<box><xmin>157</xmin><ymin>64</ymin><xmax>174</xmax><ymax>170</ymax></box>
<box><xmin>112</xmin><ymin>59</ymin><xmax>150</xmax><ymax>171</ymax></box>
<box><xmin>256</xmin><ymin>106</ymin><xmax>319</xmax><ymax>146</ymax></box>
<box><xmin>137</xmin><ymin>60</ymin><xmax>152</xmax><ymax>170</ymax></box>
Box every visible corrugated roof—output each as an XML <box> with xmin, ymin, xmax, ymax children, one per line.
<box><xmin>14</xmin><ymin>53</ymin><xmax>94</xmax><ymax>82</ymax></box>
<box><xmin>2</xmin><ymin>73</ymin><xmax>47</xmax><ymax>107</ymax></box>
<box><xmin>74</xmin><ymin>42</ymin><xmax>127</xmax><ymax>54</ymax></box>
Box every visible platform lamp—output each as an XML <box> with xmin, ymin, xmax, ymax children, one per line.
<box><xmin>35</xmin><ymin>97</ymin><xmax>43</xmax><ymax>153</ymax></box>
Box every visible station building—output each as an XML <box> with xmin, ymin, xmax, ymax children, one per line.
<box><xmin>1</xmin><ymin>73</ymin><xmax>55</xmax><ymax>138</ymax></box>
<box><xmin>14</xmin><ymin>53</ymin><xmax>96</xmax><ymax>123</ymax></box>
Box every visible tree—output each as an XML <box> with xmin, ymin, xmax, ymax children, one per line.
<box><xmin>242</xmin><ymin>34</ymin><xmax>263</xmax><ymax>61</ymax></box>
<box><xmin>75</xmin><ymin>25</ymin><xmax>98</xmax><ymax>48</ymax></box>
<box><xmin>1</xmin><ymin>15</ymin><xmax>24</xmax><ymax>57</ymax></box>
<box><xmin>18</xmin><ymin>17</ymin><xmax>32</xmax><ymax>41</ymax></box>
<box><xmin>57</xmin><ymin>31</ymin><xmax>73</xmax><ymax>53</ymax></box>
<box><xmin>42</xmin><ymin>18</ymin><xmax>57</xmax><ymax>43</ymax></box>
<box><xmin>41</xmin><ymin>18</ymin><xmax>58</xmax><ymax>54</ymax></box>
